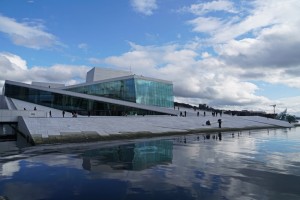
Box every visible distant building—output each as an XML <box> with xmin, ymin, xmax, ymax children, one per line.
<box><xmin>3</xmin><ymin>67</ymin><xmax>175</xmax><ymax>116</ymax></box>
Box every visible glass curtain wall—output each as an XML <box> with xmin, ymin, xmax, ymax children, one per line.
<box><xmin>134</xmin><ymin>78</ymin><xmax>174</xmax><ymax>108</ymax></box>
<box><xmin>3</xmin><ymin>83</ymin><xmax>166</xmax><ymax>116</ymax></box>
<box><xmin>66</xmin><ymin>79</ymin><xmax>136</xmax><ymax>103</ymax></box>
<box><xmin>67</xmin><ymin>78</ymin><xmax>174</xmax><ymax>108</ymax></box>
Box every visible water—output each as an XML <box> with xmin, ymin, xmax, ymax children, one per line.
<box><xmin>1</xmin><ymin>128</ymin><xmax>300</xmax><ymax>200</ymax></box>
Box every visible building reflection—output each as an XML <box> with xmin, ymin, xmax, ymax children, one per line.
<box><xmin>81</xmin><ymin>140</ymin><xmax>173</xmax><ymax>171</ymax></box>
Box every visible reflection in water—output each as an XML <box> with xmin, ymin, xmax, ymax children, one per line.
<box><xmin>0</xmin><ymin>128</ymin><xmax>300</xmax><ymax>200</ymax></box>
<box><xmin>81</xmin><ymin>140</ymin><xmax>173</xmax><ymax>171</ymax></box>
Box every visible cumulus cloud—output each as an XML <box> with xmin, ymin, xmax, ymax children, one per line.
<box><xmin>130</xmin><ymin>0</ymin><xmax>157</xmax><ymax>15</ymax></box>
<box><xmin>181</xmin><ymin>0</ymin><xmax>300</xmax><ymax>102</ymax></box>
<box><xmin>0</xmin><ymin>14</ymin><xmax>61</xmax><ymax>49</ymax></box>
<box><xmin>103</xmin><ymin>42</ymin><xmax>271</xmax><ymax>108</ymax></box>
<box><xmin>0</xmin><ymin>52</ymin><xmax>90</xmax><ymax>93</ymax></box>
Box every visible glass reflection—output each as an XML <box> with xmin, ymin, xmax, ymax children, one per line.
<box><xmin>81</xmin><ymin>140</ymin><xmax>173</xmax><ymax>171</ymax></box>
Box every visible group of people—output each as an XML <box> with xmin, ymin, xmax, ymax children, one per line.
<box><xmin>212</xmin><ymin>111</ymin><xmax>222</xmax><ymax>117</ymax></box>
<box><xmin>205</xmin><ymin>118</ymin><xmax>222</xmax><ymax>128</ymax></box>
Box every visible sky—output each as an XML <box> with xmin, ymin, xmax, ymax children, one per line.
<box><xmin>0</xmin><ymin>0</ymin><xmax>300</xmax><ymax>116</ymax></box>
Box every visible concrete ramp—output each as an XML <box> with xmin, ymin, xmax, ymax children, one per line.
<box><xmin>17</xmin><ymin>115</ymin><xmax>294</xmax><ymax>145</ymax></box>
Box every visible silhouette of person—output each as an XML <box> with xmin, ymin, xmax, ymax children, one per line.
<box><xmin>49</xmin><ymin>110</ymin><xmax>52</xmax><ymax>117</ymax></box>
<box><xmin>218</xmin><ymin>132</ymin><xmax>222</xmax><ymax>140</ymax></box>
<box><xmin>62</xmin><ymin>110</ymin><xmax>65</xmax><ymax>118</ymax></box>
<box><xmin>218</xmin><ymin>119</ymin><xmax>222</xmax><ymax>128</ymax></box>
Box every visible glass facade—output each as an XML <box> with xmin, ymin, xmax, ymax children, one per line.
<box><xmin>135</xmin><ymin>78</ymin><xmax>173</xmax><ymax>107</ymax></box>
<box><xmin>4</xmin><ymin>83</ymin><xmax>167</xmax><ymax>116</ymax></box>
<box><xmin>66</xmin><ymin>78</ymin><xmax>136</xmax><ymax>103</ymax></box>
<box><xmin>65</xmin><ymin>77</ymin><xmax>174</xmax><ymax>108</ymax></box>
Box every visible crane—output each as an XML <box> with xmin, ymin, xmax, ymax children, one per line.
<box><xmin>270</xmin><ymin>104</ymin><xmax>276</xmax><ymax>115</ymax></box>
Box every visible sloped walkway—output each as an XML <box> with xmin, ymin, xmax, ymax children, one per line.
<box><xmin>19</xmin><ymin>115</ymin><xmax>293</xmax><ymax>145</ymax></box>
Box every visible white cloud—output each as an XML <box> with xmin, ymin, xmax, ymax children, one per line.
<box><xmin>78</xmin><ymin>43</ymin><xmax>88</xmax><ymax>51</ymax></box>
<box><xmin>184</xmin><ymin>0</ymin><xmax>237</xmax><ymax>15</ymax></box>
<box><xmin>188</xmin><ymin>17</ymin><xmax>224</xmax><ymax>33</ymax></box>
<box><xmin>182</xmin><ymin>0</ymin><xmax>300</xmax><ymax>92</ymax></box>
<box><xmin>0</xmin><ymin>52</ymin><xmax>90</xmax><ymax>93</ymax></box>
<box><xmin>130</xmin><ymin>0</ymin><xmax>157</xmax><ymax>15</ymax></box>
<box><xmin>276</xmin><ymin>96</ymin><xmax>300</xmax><ymax>116</ymax></box>
<box><xmin>0</xmin><ymin>15</ymin><xmax>61</xmax><ymax>49</ymax></box>
<box><xmin>104</xmin><ymin>43</ymin><xmax>271</xmax><ymax>108</ymax></box>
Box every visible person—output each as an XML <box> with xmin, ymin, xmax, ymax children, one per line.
<box><xmin>49</xmin><ymin>110</ymin><xmax>52</xmax><ymax>117</ymax></box>
<box><xmin>184</xmin><ymin>111</ymin><xmax>186</xmax><ymax>117</ymax></box>
<box><xmin>218</xmin><ymin>119</ymin><xmax>222</xmax><ymax>128</ymax></box>
<box><xmin>24</xmin><ymin>108</ymin><xmax>26</xmax><ymax>110</ymax></box>
<box><xmin>34</xmin><ymin>107</ymin><xmax>37</xmax><ymax>110</ymax></box>
<box><xmin>62</xmin><ymin>110</ymin><xmax>65</xmax><ymax>118</ymax></box>
<box><xmin>206</xmin><ymin>120</ymin><xmax>211</xmax><ymax>125</ymax></box>
<box><xmin>204</xmin><ymin>111</ymin><xmax>206</xmax><ymax>117</ymax></box>
<box><xmin>197</xmin><ymin>111</ymin><xmax>199</xmax><ymax>117</ymax></box>
<box><xmin>218</xmin><ymin>132</ymin><xmax>222</xmax><ymax>140</ymax></box>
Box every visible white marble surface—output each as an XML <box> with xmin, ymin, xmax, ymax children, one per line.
<box><xmin>10</xmin><ymin>98</ymin><xmax>293</xmax><ymax>144</ymax></box>
<box><xmin>21</xmin><ymin>114</ymin><xmax>293</xmax><ymax>143</ymax></box>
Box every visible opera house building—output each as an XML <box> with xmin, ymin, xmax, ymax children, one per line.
<box><xmin>2</xmin><ymin>67</ymin><xmax>175</xmax><ymax>116</ymax></box>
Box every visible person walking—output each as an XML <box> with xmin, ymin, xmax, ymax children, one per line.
<box><xmin>49</xmin><ymin>110</ymin><xmax>52</xmax><ymax>117</ymax></box>
<box><xmin>62</xmin><ymin>110</ymin><xmax>65</xmax><ymax>118</ymax></box>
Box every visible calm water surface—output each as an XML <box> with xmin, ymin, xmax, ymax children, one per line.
<box><xmin>1</xmin><ymin>128</ymin><xmax>300</xmax><ymax>200</ymax></box>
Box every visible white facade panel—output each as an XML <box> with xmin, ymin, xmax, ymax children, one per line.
<box><xmin>86</xmin><ymin>67</ymin><xmax>132</xmax><ymax>83</ymax></box>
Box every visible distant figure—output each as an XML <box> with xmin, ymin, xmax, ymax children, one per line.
<box><xmin>206</xmin><ymin>120</ymin><xmax>211</xmax><ymax>126</ymax></box>
<box><xmin>34</xmin><ymin>107</ymin><xmax>37</xmax><ymax>110</ymax></box>
<box><xmin>24</xmin><ymin>108</ymin><xmax>26</xmax><ymax>110</ymax></box>
<box><xmin>180</xmin><ymin>111</ymin><xmax>183</xmax><ymax>117</ymax></box>
<box><xmin>218</xmin><ymin>119</ymin><xmax>222</xmax><ymax>128</ymax></box>
<box><xmin>197</xmin><ymin>111</ymin><xmax>199</xmax><ymax>117</ymax></box>
<box><xmin>72</xmin><ymin>111</ymin><xmax>77</xmax><ymax>118</ymax></box>
<box><xmin>204</xmin><ymin>111</ymin><xmax>206</xmax><ymax>117</ymax></box>
<box><xmin>184</xmin><ymin>111</ymin><xmax>187</xmax><ymax>117</ymax></box>
<box><xmin>49</xmin><ymin>110</ymin><xmax>52</xmax><ymax>117</ymax></box>
<box><xmin>218</xmin><ymin>132</ymin><xmax>222</xmax><ymax>140</ymax></box>
<box><xmin>62</xmin><ymin>110</ymin><xmax>65</xmax><ymax>118</ymax></box>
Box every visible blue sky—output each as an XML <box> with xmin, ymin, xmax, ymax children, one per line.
<box><xmin>0</xmin><ymin>0</ymin><xmax>300</xmax><ymax>115</ymax></box>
